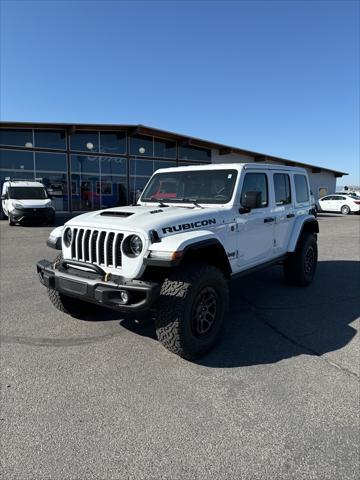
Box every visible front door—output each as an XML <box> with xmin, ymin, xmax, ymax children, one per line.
<box><xmin>235</xmin><ymin>171</ymin><xmax>274</xmax><ymax>270</ymax></box>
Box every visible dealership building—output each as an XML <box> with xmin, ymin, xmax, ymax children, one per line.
<box><xmin>0</xmin><ymin>121</ymin><xmax>347</xmax><ymax>212</ymax></box>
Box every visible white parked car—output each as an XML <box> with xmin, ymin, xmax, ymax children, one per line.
<box><xmin>1</xmin><ymin>179</ymin><xmax>56</xmax><ymax>225</ymax></box>
<box><xmin>318</xmin><ymin>194</ymin><xmax>360</xmax><ymax>215</ymax></box>
<box><xmin>37</xmin><ymin>163</ymin><xmax>318</xmax><ymax>359</ymax></box>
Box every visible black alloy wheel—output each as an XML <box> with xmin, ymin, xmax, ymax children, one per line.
<box><xmin>191</xmin><ymin>286</ymin><xmax>217</xmax><ymax>337</ymax></box>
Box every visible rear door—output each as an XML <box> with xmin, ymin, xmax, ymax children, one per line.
<box><xmin>272</xmin><ymin>172</ymin><xmax>295</xmax><ymax>254</ymax></box>
<box><xmin>235</xmin><ymin>171</ymin><xmax>274</xmax><ymax>269</ymax></box>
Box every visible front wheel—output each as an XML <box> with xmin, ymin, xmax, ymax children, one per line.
<box><xmin>155</xmin><ymin>264</ymin><xmax>229</xmax><ymax>360</ymax></box>
<box><xmin>8</xmin><ymin>214</ymin><xmax>15</xmax><ymax>226</ymax></box>
<box><xmin>341</xmin><ymin>205</ymin><xmax>350</xmax><ymax>215</ymax></box>
<box><xmin>284</xmin><ymin>233</ymin><xmax>318</xmax><ymax>286</ymax></box>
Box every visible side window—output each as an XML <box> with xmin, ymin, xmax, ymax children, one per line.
<box><xmin>241</xmin><ymin>172</ymin><xmax>268</xmax><ymax>208</ymax></box>
<box><xmin>294</xmin><ymin>175</ymin><xmax>309</xmax><ymax>203</ymax></box>
<box><xmin>274</xmin><ymin>173</ymin><xmax>291</xmax><ymax>205</ymax></box>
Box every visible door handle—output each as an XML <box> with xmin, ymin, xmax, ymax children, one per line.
<box><xmin>286</xmin><ymin>213</ymin><xmax>295</xmax><ymax>218</ymax></box>
<box><xmin>264</xmin><ymin>217</ymin><xmax>275</xmax><ymax>223</ymax></box>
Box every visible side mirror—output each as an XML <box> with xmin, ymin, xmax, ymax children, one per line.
<box><xmin>239</xmin><ymin>191</ymin><xmax>262</xmax><ymax>213</ymax></box>
<box><xmin>1</xmin><ymin>194</ymin><xmax>7</xmax><ymax>200</ymax></box>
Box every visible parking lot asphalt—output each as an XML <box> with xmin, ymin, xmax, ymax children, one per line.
<box><xmin>0</xmin><ymin>213</ymin><xmax>359</xmax><ymax>480</ymax></box>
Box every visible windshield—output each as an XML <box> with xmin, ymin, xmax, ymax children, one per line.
<box><xmin>141</xmin><ymin>169</ymin><xmax>238</xmax><ymax>204</ymax></box>
<box><xmin>8</xmin><ymin>187</ymin><xmax>48</xmax><ymax>200</ymax></box>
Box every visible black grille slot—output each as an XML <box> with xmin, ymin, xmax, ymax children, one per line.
<box><xmin>84</xmin><ymin>230</ymin><xmax>91</xmax><ymax>261</ymax></box>
<box><xmin>98</xmin><ymin>232</ymin><xmax>106</xmax><ymax>265</ymax></box>
<box><xmin>71</xmin><ymin>228</ymin><xmax>78</xmax><ymax>258</ymax></box>
<box><xmin>114</xmin><ymin>234</ymin><xmax>124</xmax><ymax>267</ymax></box>
<box><xmin>77</xmin><ymin>229</ymin><xmax>84</xmax><ymax>260</ymax></box>
<box><xmin>91</xmin><ymin>230</ymin><xmax>98</xmax><ymax>263</ymax></box>
<box><xmin>107</xmin><ymin>232</ymin><xmax>115</xmax><ymax>266</ymax></box>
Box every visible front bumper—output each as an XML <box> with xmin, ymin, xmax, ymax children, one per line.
<box><xmin>36</xmin><ymin>258</ymin><xmax>160</xmax><ymax>311</ymax></box>
<box><xmin>11</xmin><ymin>207</ymin><xmax>55</xmax><ymax>223</ymax></box>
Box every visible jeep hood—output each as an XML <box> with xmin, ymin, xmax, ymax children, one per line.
<box><xmin>66</xmin><ymin>204</ymin><xmax>228</xmax><ymax>237</ymax></box>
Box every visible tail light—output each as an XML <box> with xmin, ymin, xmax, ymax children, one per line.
<box><xmin>354</xmin><ymin>201</ymin><xmax>360</xmax><ymax>205</ymax></box>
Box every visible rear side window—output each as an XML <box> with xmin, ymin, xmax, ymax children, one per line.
<box><xmin>274</xmin><ymin>173</ymin><xmax>291</xmax><ymax>205</ymax></box>
<box><xmin>294</xmin><ymin>175</ymin><xmax>309</xmax><ymax>203</ymax></box>
<box><xmin>241</xmin><ymin>173</ymin><xmax>268</xmax><ymax>207</ymax></box>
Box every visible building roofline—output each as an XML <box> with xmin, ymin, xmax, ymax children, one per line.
<box><xmin>0</xmin><ymin>120</ymin><xmax>348</xmax><ymax>177</ymax></box>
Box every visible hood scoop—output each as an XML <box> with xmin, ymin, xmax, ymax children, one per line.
<box><xmin>99</xmin><ymin>211</ymin><xmax>135</xmax><ymax>218</ymax></box>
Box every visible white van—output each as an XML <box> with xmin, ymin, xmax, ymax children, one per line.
<box><xmin>1</xmin><ymin>179</ymin><xmax>56</xmax><ymax>226</ymax></box>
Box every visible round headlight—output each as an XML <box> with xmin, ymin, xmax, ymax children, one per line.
<box><xmin>129</xmin><ymin>235</ymin><xmax>143</xmax><ymax>256</ymax></box>
<box><xmin>64</xmin><ymin>228</ymin><xmax>72</xmax><ymax>247</ymax></box>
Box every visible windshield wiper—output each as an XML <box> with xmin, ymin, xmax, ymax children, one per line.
<box><xmin>181</xmin><ymin>198</ymin><xmax>204</xmax><ymax>209</ymax></box>
<box><xmin>147</xmin><ymin>197</ymin><xmax>169</xmax><ymax>207</ymax></box>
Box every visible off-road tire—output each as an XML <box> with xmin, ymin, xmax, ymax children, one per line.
<box><xmin>341</xmin><ymin>205</ymin><xmax>350</xmax><ymax>215</ymax></box>
<box><xmin>47</xmin><ymin>254</ymin><xmax>94</xmax><ymax>318</ymax></box>
<box><xmin>155</xmin><ymin>264</ymin><xmax>229</xmax><ymax>360</ymax></box>
<box><xmin>283</xmin><ymin>233</ymin><xmax>318</xmax><ymax>287</ymax></box>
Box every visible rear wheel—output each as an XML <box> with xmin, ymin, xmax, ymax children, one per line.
<box><xmin>341</xmin><ymin>205</ymin><xmax>350</xmax><ymax>215</ymax></box>
<box><xmin>47</xmin><ymin>254</ymin><xmax>95</xmax><ymax>318</ymax></box>
<box><xmin>155</xmin><ymin>264</ymin><xmax>229</xmax><ymax>360</ymax></box>
<box><xmin>284</xmin><ymin>233</ymin><xmax>318</xmax><ymax>286</ymax></box>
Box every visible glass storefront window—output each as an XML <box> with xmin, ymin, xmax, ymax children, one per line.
<box><xmin>70</xmin><ymin>155</ymin><xmax>128</xmax><ymax>211</ymax></box>
<box><xmin>37</xmin><ymin>172</ymin><xmax>69</xmax><ymax>211</ymax></box>
<box><xmin>0</xmin><ymin>149</ymin><xmax>34</xmax><ymax>172</ymax></box>
<box><xmin>129</xmin><ymin>134</ymin><xmax>154</xmax><ymax>157</ymax></box>
<box><xmin>154</xmin><ymin>138</ymin><xmax>176</xmax><ymax>158</ymax></box>
<box><xmin>179</xmin><ymin>145</ymin><xmax>211</xmax><ymax>162</ymax></box>
<box><xmin>129</xmin><ymin>158</ymin><xmax>154</xmax><ymax>177</ymax></box>
<box><xmin>100</xmin><ymin>131</ymin><xmax>127</xmax><ymax>154</ymax></box>
<box><xmin>34</xmin><ymin>130</ymin><xmax>66</xmax><ymax>149</ymax></box>
<box><xmin>0</xmin><ymin>129</ymin><xmax>33</xmax><ymax>147</ymax></box>
<box><xmin>70</xmin><ymin>131</ymin><xmax>99</xmax><ymax>152</ymax></box>
<box><xmin>71</xmin><ymin>155</ymin><xmax>100</xmax><ymax>174</ymax></box>
<box><xmin>35</xmin><ymin>152</ymin><xmax>67</xmax><ymax>172</ymax></box>
<box><xmin>100</xmin><ymin>156</ymin><xmax>127</xmax><ymax>175</ymax></box>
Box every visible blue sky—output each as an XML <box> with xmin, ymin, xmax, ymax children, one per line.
<box><xmin>0</xmin><ymin>0</ymin><xmax>359</xmax><ymax>185</ymax></box>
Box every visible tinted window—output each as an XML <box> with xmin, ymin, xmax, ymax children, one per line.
<box><xmin>0</xmin><ymin>129</ymin><xmax>33</xmax><ymax>147</ymax></box>
<box><xmin>71</xmin><ymin>155</ymin><xmax>126</xmax><ymax>176</ymax></box>
<box><xmin>129</xmin><ymin>158</ymin><xmax>154</xmax><ymax>177</ymax></box>
<box><xmin>321</xmin><ymin>196</ymin><xmax>331</xmax><ymax>200</ymax></box>
<box><xmin>70</xmin><ymin>131</ymin><xmax>99</xmax><ymax>152</ymax></box>
<box><xmin>99</xmin><ymin>156</ymin><xmax>127</xmax><ymax>175</ymax></box>
<box><xmin>100</xmin><ymin>131</ymin><xmax>126</xmax><ymax>154</ymax></box>
<box><xmin>241</xmin><ymin>173</ymin><xmax>268</xmax><ymax>207</ymax></box>
<box><xmin>142</xmin><ymin>169</ymin><xmax>237</xmax><ymax>204</ymax></box>
<box><xmin>35</xmin><ymin>152</ymin><xmax>67</xmax><ymax>172</ymax></box>
<box><xmin>34</xmin><ymin>130</ymin><xmax>66</xmax><ymax>149</ymax></box>
<box><xmin>0</xmin><ymin>149</ymin><xmax>34</xmax><ymax>171</ymax></box>
<box><xmin>154</xmin><ymin>138</ymin><xmax>176</xmax><ymax>158</ymax></box>
<box><xmin>274</xmin><ymin>173</ymin><xmax>291</xmax><ymax>205</ymax></box>
<box><xmin>179</xmin><ymin>145</ymin><xmax>211</xmax><ymax>162</ymax></box>
<box><xmin>71</xmin><ymin>155</ymin><xmax>99</xmax><ymax>174</ymax></box>
<box><xmin>294</xmin><ymin>175</ymin><xmax>309</xmax><ymax>202</ymax></box>
<box><xmin>8</xmin><ymin>187</ymin><xmax>48</xmax><ymax>200</ymax></box>
<box><xmin>129</xmin><ymin>134</ymin><xmax>154</xmax><ymax>156</ymax></box>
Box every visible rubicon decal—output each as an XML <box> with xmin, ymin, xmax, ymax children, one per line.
<box><xmin>162</xmin><ymin>218</ymin><xmax>216</xmax><ymax>234</ymax></box>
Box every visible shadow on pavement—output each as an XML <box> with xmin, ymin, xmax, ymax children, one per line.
<box><xmin>114</xmin><ymin>260</ymin><xmax>359</xmax><ymax>367</ymax></box>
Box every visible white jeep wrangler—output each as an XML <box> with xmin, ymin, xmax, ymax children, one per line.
<box><xmin>37</xmin><ymin>163</ymin><xmax>318</xmax><ymax>359</ymax></box>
